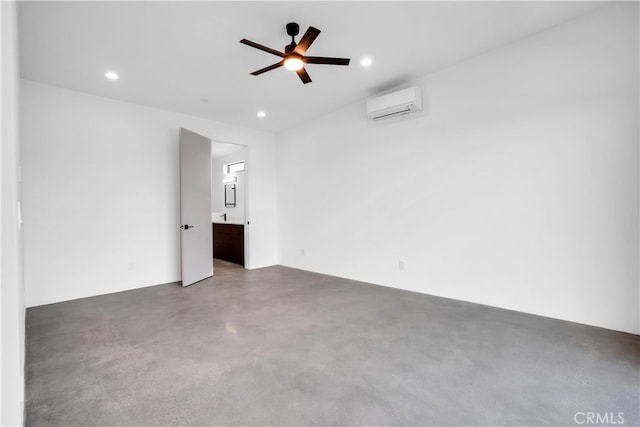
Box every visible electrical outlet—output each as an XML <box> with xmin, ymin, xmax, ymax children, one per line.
<box><xmin>399</xmin><ymin>260</ymin><xmax>405</xmax><ymax>271</ymax></box>
<box><xmin>301</xmin><ymin>248</ymin><xmax>305</xmax><ymax>256</ymax></box>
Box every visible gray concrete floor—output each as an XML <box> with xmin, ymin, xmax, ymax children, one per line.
<box><xmin>26</xmin><ymin>261</ymin><xmax>639</xmax><ymax>426</ymax></box>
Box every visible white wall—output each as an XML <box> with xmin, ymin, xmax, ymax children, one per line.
<box><xmin>277</xmin><ymin>3</ymin><xmax>639</xmax><ymax>334</ymax></box>
<box><xmin>21</xmin><ymin>80</ymin><xmax>278</xmax><ymax>307</ymax></box>
<box><xmin>212</xmin><ymin>149</ymin><xmax>245</xmax><ymax>223</ymax></box>
<box><xmin>1</xmin><ymin>1</ymin><xmax>25</xmax><ymax>425</ymax></box>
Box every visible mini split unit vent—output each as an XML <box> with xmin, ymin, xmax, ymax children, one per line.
<box><xmin>366</xmin><ymin>86</ymin><xmax>422</xmax><ymax>121</ymax></box>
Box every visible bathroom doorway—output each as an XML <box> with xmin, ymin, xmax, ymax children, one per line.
<box><xmin>211</xmin><ymin>141</ymin><xmax>247</xmax><ymax>267</ymax></box>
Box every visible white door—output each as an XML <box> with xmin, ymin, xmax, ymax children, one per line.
<box><xmin>179</xmin><ymin>128</ymin><xmax>213</xmax><ymax>286</ymax></box>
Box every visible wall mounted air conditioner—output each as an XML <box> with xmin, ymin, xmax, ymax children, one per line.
<box><xmin>366</xmin><ymin>86</ymin><xmax>422</xmax><ymax>121</ymax></box>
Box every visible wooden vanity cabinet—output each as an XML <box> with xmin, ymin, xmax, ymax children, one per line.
<box><xmin>212</xmin><ymin>223</ymin><xmax>244</xmax><ymax>266</ymax></box>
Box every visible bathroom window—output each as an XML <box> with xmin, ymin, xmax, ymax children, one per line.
<box><xmin>224</xmin><ymin>161</ymin><xmax>245</xmax><ymax>174</ymax></box>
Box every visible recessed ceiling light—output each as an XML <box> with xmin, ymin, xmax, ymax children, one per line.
<box><xmin>360</xmin><ymin>57</ymin><xmax>373</xmax><ymax>67</ymax></box>
<box><xmin>104</xmin><ymin>71</ymin><xmax>119</xmax><ymax>80</ymax></box>
<box><xmin>257</xmin><ymin>111</ymin><xmax>266</xmax><ymax>118</ymax></box>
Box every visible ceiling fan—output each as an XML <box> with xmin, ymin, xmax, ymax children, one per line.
<box><xmin>240</xmin><ymin>22</ymin><xmax>350</xmax><ymax>84</ymax></box>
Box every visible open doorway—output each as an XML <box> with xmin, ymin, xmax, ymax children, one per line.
<box><xmin>211</xmin><ymin>141</ymin><xmax>247</xmax><ymax>267</ymax></box>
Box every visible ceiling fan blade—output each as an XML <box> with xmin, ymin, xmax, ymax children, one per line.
<box><xmin>240</xmin><ymin>39</ymin><xmax>284</xmax><ymax>57</ymax></box>
<box><xmin>293</xmin><ymin>26</ymin><xmax>321</xmax><ymax>55</ymax></box>
<box><xmin>296</xmin><ymin>67</ymin><xmax>312</xmax><ymax>84</ymax></box>
<box><xmin>303</xmin><ymin>56</ymin><xmax>350</xmax><ymax>66</ymax></box>
<box><xmin>251</xmin><ymin>60</ymin><xmax>285</xmax><ymax>76</ymax></box>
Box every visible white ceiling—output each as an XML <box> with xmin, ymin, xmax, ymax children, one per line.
<box><xmin>212</xmin><ymin>141</ymin><xmax>243</xmax><ymax>159</ymax></box>
<box><xmin>18</xmin><ymin>1</ymin><xmax>605</xmax><ymax>133</ymax></box>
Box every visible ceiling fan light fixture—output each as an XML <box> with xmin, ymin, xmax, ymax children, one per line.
<box><xmin>284</xmin><ymin>56</ymin><xmax>304</xmax><ymax>71</ymax></box>
<box><xmin>240</xmin><ymin>23</ymin><xmax>350</xmax><ymax>84</ymax></box>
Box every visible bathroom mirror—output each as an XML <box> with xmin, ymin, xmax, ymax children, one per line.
<box><xmin>225</xmin><ymin>183</ymin><xmax>236</xmax><ymax>207</ymax></box>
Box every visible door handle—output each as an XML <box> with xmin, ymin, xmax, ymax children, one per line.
<box><xmin>181</xmin><ymin>224</ymin><xmax>194</xmax><ymax>230</ymax></box>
